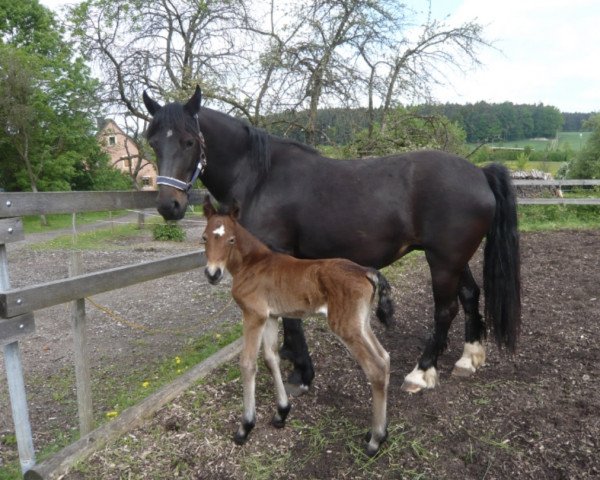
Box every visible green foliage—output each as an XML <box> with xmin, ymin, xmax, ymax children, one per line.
<box><xmin>152</xmin><ymin>223</ymin><xmax>186</xmax><ymax>242</ymax></box>
<box><xmin>342</xmin><ymin>107</ymin><xmax>467</xmax><ymax>158</ymax></box>
<box><xmin>0</xmin><ymin>0</ymin><xmax>105</xmax><ymax>192</ymax></box>
<box><xmin>518</xmin><ymin>205</ymin><xmax>600</xmax><ymax>231</ymax></box>
<box><xmin>561</xmin><ymin>114</ymin><xmax>600</xmax><ymax>179</ymax></box>
<box><xmin>420</xmin><ymin>101</ymin><xmax>564</xmax><ymax>143</ymax></box>
<box><xmin>515</xmin><ymin>152</ymin><xmax>529</xmax><ymax>170</ymax></box>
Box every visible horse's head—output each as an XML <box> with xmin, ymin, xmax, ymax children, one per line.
<box><xmin>143</xmin><ymin>86</ymin><xmax>205</xmax><ymax>220</ymax></box>
<box><xmin>201</xmin><ymin>195</ymin><xmax>239</xmax><ymax>285</ymax></box>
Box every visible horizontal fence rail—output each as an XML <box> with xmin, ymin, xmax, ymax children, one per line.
<box><xmin>0</xmin><ymin>189</ymin><xmax>207</xmax><ymax>217</ymax></box>
<box><xmin>0</xmin><ymin>251</ymin><xmax>206</xmax><ymax>318</ymax></box>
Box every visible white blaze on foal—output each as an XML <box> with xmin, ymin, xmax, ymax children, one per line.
<box><xmin>212</xmin><ymin>224</ymin><xmax>225</xmax><ymax>237</ymax></box>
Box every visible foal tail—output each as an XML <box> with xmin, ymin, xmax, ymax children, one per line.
<box><xmin>367</xmin><ymin>270</ymin><xmax>395</xmax><ymax>328</ymax></box>
<box><xmin>482</xmin><ymin>163</ymin><xmax>521</xmax><ymax>352</ymax></box>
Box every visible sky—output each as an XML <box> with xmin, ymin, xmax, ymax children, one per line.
<box><xmin>40</xmin><ymin>0</ymin><xmax>600</xmax><ymax>113</ymax></box>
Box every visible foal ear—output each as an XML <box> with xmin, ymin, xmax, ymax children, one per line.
<box><xmin>143</xmin><ymin>90</ymin><xmax>162</xmax><ymax>116</ymax></box>
<box><xmin>203</xmin><ymin>195</ymin><xmax>217</xmax><ymax>218</ymax></box>
<box><xmin>184</xmin><ymin>85</ymin><xmax>202</xmax><ymax>117</ymax></box>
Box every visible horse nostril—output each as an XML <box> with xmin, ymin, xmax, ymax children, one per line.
<box><xmin>205</xmin><ymin>268</ymin><xmax>223</xmax><ymax>285</ymax></box>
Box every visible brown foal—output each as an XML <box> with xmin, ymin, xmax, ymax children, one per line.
<box><xmin>201</xmin><ymin>196</ymin><xmax>394</xmax><ymax>456</ymax></box>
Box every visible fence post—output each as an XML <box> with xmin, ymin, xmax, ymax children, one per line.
<box><xmin>1</xmin><ymin>243</ymin><xmax>36</xmax><ymax>473</ymax></box>
<box><xmin>69</xmin><ymin>250</ymin><xmax>93</xmax><ymax>435</ymax></box>
<box><xmin>137</xmin><ymin>210</ymin><xmax>145</xmax><ymax>230</ymax></box>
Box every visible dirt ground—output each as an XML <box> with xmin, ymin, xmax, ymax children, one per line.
<box><xmin>1</xmin><ymin>225</ymin><xmax>599</xmax><ymax>479</ymax></box>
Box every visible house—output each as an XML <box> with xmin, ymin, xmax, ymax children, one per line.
<box><xmin>97</xmin><ymin>119</ymin><xmax>157</xmax><ymax>190</ymax></box>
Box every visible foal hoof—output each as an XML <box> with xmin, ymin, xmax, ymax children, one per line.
<box><xmin>233</xmin><ymin>431</ymin><xmax>249</xmax><ymax>445</ymax></box>
<box><xmin>271</xmin><ymin>404</ymin><xmax>291</xmax><ymax>428</ymax></box>
<box><xmin>364</xmin><ymin>429</ymin><xmax>388</xmax><ymax>457</ymax></box>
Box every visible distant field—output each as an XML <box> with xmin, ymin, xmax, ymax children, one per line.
<box><xmin>486</xmin><ymin>131</ymin><xmax>591</xmax><ymax>151</ymax></box>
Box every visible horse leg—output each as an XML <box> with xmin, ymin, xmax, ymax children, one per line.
<box><xmin>331</xmin><ymin>304</ymin><xmax>390</xmax><ymax>457</ymax></box>
<box><xmin>402</xmin><ymin>256</ymin><xmax>460</xmax><ymax>393</ymax></box>
<box><xmin>280</xmin><ymin>317</ymin><xmax>314</xmax><ymax>393</ymax></box>
<box><xmin>452</xmin><ymin>265</ymin><xmax>487</xmax><ymax>377</ymax></box>
<box><xmin>234</xmin><ymin>313</ymin><xmax>266</xmax><ymax>445</ymax></box>
<box><xmin>262</xmin><ymin>317</ymin><xmax>291</xmax><ymax>428</ymax></box>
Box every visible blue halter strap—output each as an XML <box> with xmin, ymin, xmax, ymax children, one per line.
<box><xmin>156</xmin><ymin>115</ymin><xmax>207</xmax><ymax>193</ymax></box>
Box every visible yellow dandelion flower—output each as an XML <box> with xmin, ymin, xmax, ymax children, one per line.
<box><xmin>106</xmin><ymin>411</ymin><xmax>118</xmax><ymax>418</ymax></box>
<box><xmin>175</xmin><ymin>356</ymin><xmax>181</xmax><ymax>365</ymax></box>
<box><xmin>142</xmin><ymin>381</ymin><xmax>150</xmax><ymax>388</ymax></box>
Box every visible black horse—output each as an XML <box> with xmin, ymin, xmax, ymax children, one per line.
<box><xmin>143</xmin><ymin>86</ymin><xmax>521</xmax><ymax>394</ymax></box>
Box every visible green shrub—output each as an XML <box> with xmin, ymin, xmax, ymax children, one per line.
<box><xmin>152</xmin><ymin>223</ymin><xmax>186</xmax><ymax>242</ymax></box>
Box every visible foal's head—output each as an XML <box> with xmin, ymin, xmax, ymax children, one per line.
<box><xmin>201</xmin><ymin>196</ymin><xmax>239</xmax><ymax>285</ymax></box>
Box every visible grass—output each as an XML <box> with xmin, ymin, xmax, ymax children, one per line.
<box><xmin>483</xmin><ymin>131</ymin><xmax>591</xmax><ymax>152</ymax></box>
<box><xmin>518</xmin><ymin>204</ymin><xmax>600</xmax><ymax>231</ymax></box>
<box><xmin>22</xmin><ymin>211</ymin><xmax>128</xmax><ymax>234</ymax></box>
<box><xmin>1</xmin><ymin>323</ymin><xmax>242</xmax><ymax>479</ymax></box>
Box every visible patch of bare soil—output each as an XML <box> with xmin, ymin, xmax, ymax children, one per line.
<box><xmin>2</xmin><ymin>229</ymin><xmax>600</xmax><ymax>479</ymax></box>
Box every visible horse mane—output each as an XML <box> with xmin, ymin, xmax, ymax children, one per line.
<box><xmin>245</xmin><ymin>128</ymin><xmax>319</xmax><ymax>187</ymax></box>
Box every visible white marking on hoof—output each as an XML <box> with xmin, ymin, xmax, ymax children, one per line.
<box><xmin>452</xmin><ymin>341</ymin><xmax>486</xmax><ymax>377</ymax></box>
<box><xmin>284</xmin><ymin>382</ymin><xmax>309</xmax><ymax>397</ymax></box>
<box><xmin>212</xmin><ymin>224</ymin><xmax>225</xmax><ymax>237</ymax></box>
<box><xmin>166</xmin><ymin>129</ymin><xmax>173</xmax><ymax>138</ymax></box>
<box><xmin>401</xmin><ymin>364</ymin><xmax>439</xmax><ymax>393</ymax></box>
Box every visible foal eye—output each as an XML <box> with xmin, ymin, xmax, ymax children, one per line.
<box><xmin>228</xmin><ymin>237</ymin><xmax>235</xmax><ymax>245</ymax></box>
<box><xmin>200</xmin><ymin>235</ymin><xmax>207</xmax><ymax>244</ymax></box>
<box><xmin>185</xmin><ymin>139</ymin><xmax>194</xmax><ymax>148</ymax></box>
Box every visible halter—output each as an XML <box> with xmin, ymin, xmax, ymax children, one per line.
<box><xmin>156</xmin><ymin>114</ymin><xmax>207</xmax><ymax>193</ymax></box>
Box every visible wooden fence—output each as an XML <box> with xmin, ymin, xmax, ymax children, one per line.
<box><xmin>0</xmin><ymin>189</ymin><xmax>209</xmax><ymax>478</ymax></box>
<box><xmin>0</xmin><ymin>181</ymin><xmax>598</xmax><ymax>478</ymax></box>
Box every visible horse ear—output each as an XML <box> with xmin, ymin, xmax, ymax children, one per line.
<box><xmin>184</xmin><ymin>85</ymin><xmax>202</xmax><ymax>116</ymax></box>
<box><xmin>230</xmin><ymin>199</ymin><xmax>241</xmax><ymax>220</ymax></box>
<box><xmin>203</xmin><ymin>195</ymin><xmax>216</xmax><ymax>218</ymax></box>
<box><xmin>143</xmin><ymin>90</ymin><xmax>162</xmax><ymax>116</ymax></box>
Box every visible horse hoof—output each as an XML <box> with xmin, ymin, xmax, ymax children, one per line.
<box><xmin>364</xmin><ymin>429</ymin><xmax>388</xmax><ymax>457</ymax></box>
<box><xmin>402</xmin><ymin>365</ymin><xmax>439</xmax><ymax>393</ymax></box>
<box><xmin>233</xmin><ymin>431</ymin><xmax>248</xmax><ymax>445</ymax></box>
<box><xmin>401</xmin><ymin>380</ymin><xmax>424</xmax><ymax>394</ymax></box>
<box><xmin>365</xmin><ymin>444</ymin><xmax>380</xmax><ymax>457</ymax></box>
<box><xmin>284</xmin><ymin>382</ymin><xmax>309</xmax><ymax>397</ymax></box>
<box><xmin>451</xmin><ymin>365</ymin><xmax>475</xmax><ymax>377</ymax></box>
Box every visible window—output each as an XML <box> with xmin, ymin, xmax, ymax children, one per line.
<box><xmin>123</xmin><ymin>158</ymin><xmax>131</xmax><ymax>168</ymax></box>
<box><xmin>108</xmin><ymin>135</ymin><xmax>117</xmax><ymax>146</ymax></box>
<box><xmin>141</xmin><ymin>177</ymin><xmax>152</xmax><ymax>187</ymax></box>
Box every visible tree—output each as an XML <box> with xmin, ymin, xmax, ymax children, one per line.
<box><xmin>69</xmin><ymin>0</ymin><xmax>491</xmax><ymax>147</ymax></box>
<box><xmin>343</xmin><ymin>107</ymin><xmax>467</xmax><ymax>158</ymax></box>
<box><xmin>0</xmin><ymin>0</ymin><xmax>107</xmax><ymax>199</ymax></box>
<box><xmin>562</xmin><ymin>114</ymin><xmax>600</xmax><ymax>179</ymax></box>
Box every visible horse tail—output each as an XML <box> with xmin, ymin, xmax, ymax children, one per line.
<box><xmin>367</xmin><ymin>270</ymin><xmax>395</xmax><ymax>328</ymax></box>
<box><xmin>482</xmin><ymin>163</ymin><xmax>522</xmax><ymax>352</ymax></box>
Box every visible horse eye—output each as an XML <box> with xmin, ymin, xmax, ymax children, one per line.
<box><xmin>200</xmin><ymin>235</ymin><xmax>207</xmax><ymax>244</ymax></box>
<box><xmin>228</xmin><ymin>236</ymin><xmax>235</xmax><ymax>245</ymax></box>
<box><xmin>185</xmin><ymin>139</ymin><xmax>194</xmax><ymax>149</ymax></box>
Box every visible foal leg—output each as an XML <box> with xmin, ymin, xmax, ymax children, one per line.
<box><xmin>402</xmin><ymin>257</ymin><xmax>461</xmax><ymax>393</ymax></box>
<box><xmin>332</xmin><ymin>305</ymin><xmax>390</xmax><ymax>457</ymax></box>
<box><xmin>235</xmin><ymin>314</ymin><xmax>266</xmax><ymax>445</ymax></box>
<box><xmin>262</xmin><ymin>317</ymin><xmax>291</xmax><ymax>428</ymax></box>
<box><xmin>280</xmin><ymin>317</ymin><xmax>314</xmax><ymax>393</ymax></box>
<box><xmin>452</xmin><ymin>265</ymin><xmax>487</xmax><ymax>377</ymax></box>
